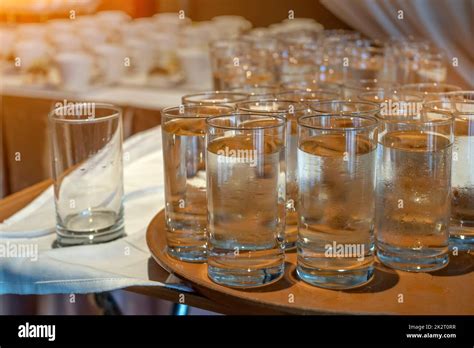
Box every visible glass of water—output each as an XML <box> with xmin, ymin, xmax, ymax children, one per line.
<box><xmin>49</xmin><ymin>103</ymin><xmax>125</xmax><ymax>246</ymax></box>
<box><xmin>296</xmin><ymin>113</ymin><xmax>378</xmax><ymax>289</ymax></box>
<box><xmin>161</xmin><ymin>104</ymin><xmax>234</xmax><ymax>262</ymax></box>
<box><xmin>424</xmin><ymin>100</ymin><xmax>474</xmax><ymax>250</ymax></box>
<box><xmin>376</xmin><ymin>108</ymin><xmax>454</xmax><ymax>271</ymax></box>
<box><xmin>237</xmin><ymin>100</ymin><xmax>313</xmax><ymax>249</ymax></box>
<box><xmin>206</xmin><ymin>112</ymin><xmax>286</xmax><ymax>287</ymax></box>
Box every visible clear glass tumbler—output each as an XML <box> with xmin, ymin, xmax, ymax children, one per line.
<box><xmin>49</xmin><ymin>103</ymin><xmax>125</xmax><ymax>246</ymax></box>
<box><xmin>236</xmin><ymin>100</ymin><xmax>312</xmax><ymax>249</ymax></box>
<box><xmin>206</xmin><ymin>112</ymin><xmax>286</xmax><ymax>287</ymax></box>
<box><xmin>376</xmin><ymin>108</ymin><xmax>454</xmax><ymax>271</ymax></box>
<box><xmin>424</xmin><ymin>100</ymin><xmax>474</xmax><ymax>250</ymax></box>
<box><xmin>209</xmin><ymin>39</ymin><xmax>277</xmax><ymax>89</ymax></box>
<box><xmin>296</xmin><ymin>113</ymin><xmax>378</xmax><ymax>289</ymax></box>
<box><xmin>161</xmin><ymin>104</ymin><xmax>234</xmax><ymax>262</ymax></box>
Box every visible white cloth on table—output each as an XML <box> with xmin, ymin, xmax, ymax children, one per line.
<box><xmin>0</xmin><ymin>126</ymin><xmax>191</xmax><ymax>295</ymax></box>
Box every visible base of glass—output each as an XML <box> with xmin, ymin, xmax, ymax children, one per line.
<box><xmin>56</xmin><ymin>217</ymin><xmax>125</xmax><ymax>247</ymax></box>
<box><xmin>296</xmin><ymin>264</ymin><xmax>374</xmax><ymax>290</ymax></box>
<box><xmin>208</xmin><ymin>263</ymin><xmax>284</xmax><ymax>288</ymax></box>
<box><xmin>377</xmin><ymin>246</ymin><xmax>449</xmax><ymax>272</ymax></box>
<box><xmin>167</xmin><ymin>246</ymin><xmax>207</xmax><ymax>263</ymax></box>
<box><xmin>449</xmin><ymin>227</ymin><xmax>474</xmax><ymax>251</ymax></box>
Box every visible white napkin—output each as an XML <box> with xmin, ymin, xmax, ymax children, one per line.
<box><xmin>0</xmin><ymin>126</ymin><xmax>191</xmax><ymax>295</ymax></box>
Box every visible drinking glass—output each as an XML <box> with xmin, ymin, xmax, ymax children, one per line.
<box><xmin>346</xmin><ymin>39</ymin><xmax>394</xmax><ymax>82</ymax></box>
<box><xmin>376</xmin><ymin>108</ymin><xmax>454</xmax><ymax>271</ymax></box>
<box><xmin>423</xmin><ymin>100</ymin><xmax>474</xmax><ymax>250</ymax></box>
<box><xmin>209</xmin><ymin>39</ymin><xmax>277</xmax><ymax>89</ymax></box>
<box><xmin>386</xmin><ymin>38</ymin><xmax>430</xmax><ymax>84</ymax></box>
<box><xmin>415</xmin><ymin>48</ymin><xmax>448</xmax><ymax>83</ymax></box>
<box><xmin>181</xmin><ymin>91</ymin><xmax>249</xmax><ymax>107</ymax></box>
<box><xmin>296</xmin><ymin>113</ymin><xmax>378</xmax><ymax>289</ymax></box>
<box><xmin>237</xmin><ymin>100</ymin><xmax>311</xmax><ymax>249</ymax></box>
<box><xmin>206</xmin><ymin>113</ymin><xmax>286</xmax><ymax>287</ymax></box>
<box><xmin>161</xmin><ymin>104</ymin><xmax>234</xmax><ymax>262</ymax></box>
<box><xmin>277</xmin><ymin>31</ymin><xmax>319</xmax><ymax>82</ymax></box>
<box><xmin>49</xmin><ymin>103</ymin><xmax>125</xmax><ymax>246</ymax></box>
<box><xmin>209</xmin><ymin>39</ymin><xmax>251</xmax><ymax>90</ymax></box>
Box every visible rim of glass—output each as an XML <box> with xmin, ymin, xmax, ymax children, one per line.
<box><xmin>237</xmin><ymin>99</ymin><xmax>309</xmax><ymax>112</ymax></box>
<box><xmin>423</xmin><ymin>100</ymin><xmax>474</xmax><ymax>115</ymax></box>
<box><xmin>434</xmin><ymin>90</ymin><xmax>474</xmax><ymax>100</ymax></box>
<box><xmin>182</xmin><ymin>91</ymin><xmax>250</xmax><ymax>105</ymax></box>
<box><xmin>162</xmin><ymin>104</ymin><xmax>235</xmax><ymax>119</ymax></box>
<box><xmin>377</xmin><ymin>107</ymin><xmax>455</xmax><ymax>125</ymax></box>
<box><xmin>206</xmin><ymin>112</ymin><xmax>287</xmax><ymax>130</ymax></box>
<box><xmin>309</xmin><ymin>100</ymin><xmax>381</xmax><ymax>114</ymax></box>
<box><xmin>401</xmin><ymin>82</ymin><xmax>462</xmax><ymax>94</ymax></box>
<box><xmin>358</xmin><ymin>89</ymin><xmax>425</xmax><ymax>102</ymax></box>
<box><xmin>48</xmin><ymin>102</ymin><xmax>121</xmax><ymax>124</ymax></box>
<box><xmin>298</xmin><ymin>113</ymin><xmax>378</xmax><ymax>131</ymax></box>
<box><xmin>229</xmin><ymin>84</ymin><xmax>281</xmax><ymax>93</ymax></box>
<box><xmin>277</xmin><ymin>89</ymin><xmax>340</xmax><ymax>97</ymax></box>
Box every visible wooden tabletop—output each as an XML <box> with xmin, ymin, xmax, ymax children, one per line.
<box><xmin>2</xmin><ymin>180</ymin><xmax>473</xmax><ymax>315</ymax></box>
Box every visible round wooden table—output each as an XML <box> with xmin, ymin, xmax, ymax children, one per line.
<box><xmin>2</xmin><ymin>182</ymin><xmax>472</xmax><ymax>315</ymax></box>
<box><xmin>147</xmin><ymin>210</ymin><xmax>474</xmax><ymax>315</ymax></box>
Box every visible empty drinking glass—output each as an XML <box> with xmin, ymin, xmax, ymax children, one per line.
<box><xmin>346</xmin><ymin>39</ymin><xmax>394</xmax><ymax>82</ymax></box>
<box><xmin>49</xmin><ymin>103</ymin><xmax>125</xmax><ymax>246</ymax></box>
<box><xmin>209</xmin><ymin>38</ymin><xmax>277</xmax><ymax>89</ymax></box>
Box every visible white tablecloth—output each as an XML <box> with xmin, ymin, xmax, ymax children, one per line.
<box><xmin>0</xmin><ymin>126</ymin><xmax>191</xmax><ymax>295</ymax></box>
